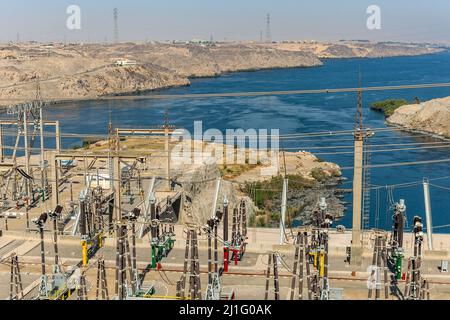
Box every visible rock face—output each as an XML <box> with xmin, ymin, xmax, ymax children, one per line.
<box><xmin>275</xmin><ymin>41</ymin><xmax>442</xmax><ymax>59</ymax></box>
<box><xmin>178</xmin><ymin>164</ymin><xmax>242</xmax><ymax>227</ymax></box>
<box><xmin>387</xmin><ymin>97</ymin><xmax>450</xmax><ymax>138</ymax></box>
<box><xmin>127</xmin><ymin>43</ymin><xmax>321</xmax><ymax>77</ymax></box>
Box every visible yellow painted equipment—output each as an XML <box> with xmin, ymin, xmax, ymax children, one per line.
<box><xmin>81</xmin><ymin>240</ymin><xmax>88</xmax><ymax>266</ymax></box>
<box><xmin>81</xmin><ymin>233</ymin><xmax>104</xmax><ymax>266</ymax></box>
<box><xmin>310</xmin><ymin>251</ymin><xmax>318</xmax><ymax>268</ymax></box>
<box><xmin>50</xmin><ymin>287</ymin><xmax>75</xmax><ymax>300</ymax></box>
<box><xmin>309</xmin><ymin>249</ymin><xmax>325</xmax><ymax>277</ymax></box>
<box><xmin>319</xmin><ymin>251</ymin><xmax>325</xmax><ymax>277</ymax></box>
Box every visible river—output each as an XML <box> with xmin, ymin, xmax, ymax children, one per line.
<box><xmin>32</xmin><ymin>50</ymin><xmax>450</xmax><ymax>232</ymax></box>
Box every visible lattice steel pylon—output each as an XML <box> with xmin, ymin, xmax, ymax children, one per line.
<box><xmin>362</xmin><ymin>138</ymin><xmax>372</xmax><ymax>230</ymax></box>
<box><xmin>9</xmin><ymin>253</ymin><xmax>24</xmax><ymax>300</ymax></box>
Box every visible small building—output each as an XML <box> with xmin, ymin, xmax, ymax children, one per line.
<box><xmin>115</xmin><ymin>59</ymin><xmax>137</xmax><ymax>66</ymax></box>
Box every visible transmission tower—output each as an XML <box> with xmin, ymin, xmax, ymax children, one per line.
<box><xmin>265</xmin><ymin>13</ymin><xmax>271</xmax><ymax>43</ymax></box>
<box><xmin>362</xmin><ymin>138</ymin><xmax>372</xmax><ymax>230</ymax></box>
<box><xmin>113</xmin><ymin>8</ymin><xmax>119</xmax><ymax>43</ymax></box>
<box><xmin>350</xmin><ymin>73</ymin><xmax>374</xmax><ymax>266</ymax></box>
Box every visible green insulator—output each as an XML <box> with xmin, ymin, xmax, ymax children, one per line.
<box><xmin>151</xmin><ymin>245</ymin><xmax>157</xmax><ymax>268</ymax></box>
<box><xmin>396</xmin><ymin>255</ymin><xmax>403</xmax><ymax>280</ymax></box>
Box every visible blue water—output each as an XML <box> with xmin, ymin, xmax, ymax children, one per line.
<box><xmin>16</xmin><ymin>51</ymin><xmax>450</xmax><ymax>231</ymax></box>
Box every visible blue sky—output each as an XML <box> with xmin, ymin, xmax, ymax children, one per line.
<box><xmin>1</xmin><ymin>0</ymin><xmax>450</xmax><ymax>43</ymax></box>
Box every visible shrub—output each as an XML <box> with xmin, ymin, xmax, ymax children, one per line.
<box><xmin>370</xmin><ymin>99</ymin><xmax>409</xmax><ymax>117</ymax></box>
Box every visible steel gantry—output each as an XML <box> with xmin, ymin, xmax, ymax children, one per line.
<box><xmin>0</xmin><ymin>103</ymin><xmax>60</xmax><ymax>221</ymax></box>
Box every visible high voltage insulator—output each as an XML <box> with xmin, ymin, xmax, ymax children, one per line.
<box><xmin>189</xmin><ymin>229</ymin><xmax>202</xmax><ymax>300</ymax></box>
<box><xmin>404</xmin><ymin>216</ymin><xmax>430</xmax><ymax>300</ymax></box>
<box><xmin>116</xmin><ymin>224</ymin><xmax>127</xmax><ymax>300</ymax></box>
<box><xmin>96</xmin><ymin>257</ymin><xmax>109</xmax><ymax>300</ymax></box>
<box><xmin>223</xmin><ymin>196</ymin><xmax>229</xmax><ymax>273</ymax></box>
<box><xmin>389</xmin><ymin>199</ymin><xmax>406</xmax><ymax>285</ymax></box>
<box><xmin>289</xmin><ymin>199</ymin><xmax>334</xmax><ymax>300</ymax></box>
<box><xmin>49</xmin><ymin>205</ymin><xmax>63</xmax><ymax>269</ymax></box>
<box><xmin>229</xmin><ymin>199</ymin><xmax>248</xmax><ymax>268</ymax></box>
<box><xmin>305</xmin><ymin>228</ymin><xmax>329</xmax><ymax>300</ymax></box>
<box><xmin>77</xmin><ymin>271</ymin><xmax>88</xmax><ymax>300</ymax></box>
<box><xmin>289</xmin><ymin>232</ymin><xmax>306</xmax><ymax>300</ymax></box>
<box><xmin>177</xmin><ymin>228</ymin><xmax>201</xmax><ymax>300</ymax></box>
<box><xmin>368</xmin><ymin>232</ymin><xmax>389</xmax><ymax>300</ymax></box>
<box><xmin>113</xmin><ymin>218</ymin><xmax>150</xmax><ymax>300</ymax></box>
<box><xmin>34</xmin><ymin>211</ymin><xmax>49</xmax><ymax>299</ymax></box>
<box><xmin>125</xmin><ymin>208</ymin><xmax>140</xmax><ymax>293</ymax></box>
<box><xmin>9</xmin><ymin>253</ymin><xmax>23</xmax><ymax>300</ymax></box>
<box><xmin>264</xmin><ymin>252</ymin><xmax>279</xmax><ymax>300</ymax></box>
<box><xmin>205</xmin><ymin>210</ymin><xmax>223</xmax><ymax>300</ymax></box>
<box><xmin>77</xmin><ymin>186</ymin><xmax>106</xmax><ymax>267</ymax></box>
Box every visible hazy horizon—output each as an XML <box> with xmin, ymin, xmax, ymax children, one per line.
<box><xmin>2</xmin><ymin>0</ymin><xmax>450</xmax><ymax>44</ymax></box>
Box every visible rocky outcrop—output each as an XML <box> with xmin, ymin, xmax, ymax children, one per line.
<box><xmin>178</xmin><ymin>164</ymin><xmax>240</xmax><ymax>226</ymax></box>
<box><xmin>387</xmin><ymin>97</ymin><xmax>450</xmax><ymax>138</ymax></box>
<box><xmin>275</xmin><ymin>41</ymin><xmax>442</xmax><ymax>59</ymax></box>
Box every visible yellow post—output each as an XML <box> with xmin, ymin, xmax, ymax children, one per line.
<box><xmin>311</xmin><ymin>251</ymin><xmax>318</xmax><ymax>268</ymax></box>
<box><xmin>81</xmin><ymin>240</ymin><xmax>88</xmax><ymax>266</ymax></box>
<box><xmin>319</xmin><ymin>251</ymin><xmax>325</xmax><ymax>277</ymax></box>
<box><xmin>98</xmin><ymin>233</ymin><xmax>103</xmax><ymax>248</ymax></box>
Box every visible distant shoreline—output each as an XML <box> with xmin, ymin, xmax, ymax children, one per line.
<box><xmin>0</xmin><ymin>44</ymin><xmax>446</xmax><ymax>111</ymax></box>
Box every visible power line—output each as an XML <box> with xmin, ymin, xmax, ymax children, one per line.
<box><xmin>0</xmin><ymin>125</ymin><xmax>425</xmax><ymax>140</ymax></box>
<box><xmin>312</xmin><ymin>144</ymin><xmax>450</xmax><ymax>156</ymax></box>
<box><xmin>2</xmin><ymin>81</ymin><xmax>450</xmax><ymax>102</ymax></box>
<box><xmin>340</xmin><ymin>158</ymin><xmax>450</xmax><ymax>171</ymax></box>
